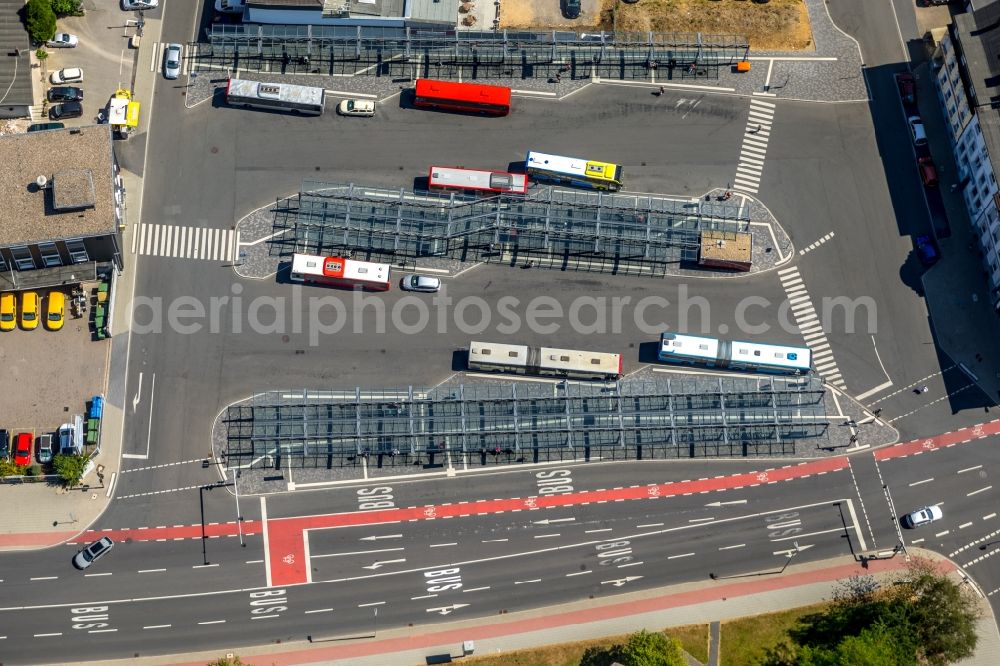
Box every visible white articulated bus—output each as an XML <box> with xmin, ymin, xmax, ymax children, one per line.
<box><xmin>468</xmin><ymin>341</ymin><xmax>622</xmax><ymax>381</ymax></box>
<box><xmin>658</xmin><ymin>333</ymin><xmax>812</xmax><ymax>375</ymax></box>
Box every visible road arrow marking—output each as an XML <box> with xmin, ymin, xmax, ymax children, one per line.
<box><xmin>532</xmin><ymin>517</ymin><xmax>576</xmax><ymax>525</ymax></box>
<box><xmin>360</xmin><ymin>534</ymin><xmax>403</xmax><ymax>541</ymax></box>
<box><xmin>362</xmin><ymin>558</ymin><xmax>406</xmax><ymax>570</ymax></box>
<box><xmin>601</xmin><ymin>576</ymin><xmax>643</xmax><ymax>587</ymax></box>
<box><xmin>773</xmin><ymin>543</ymin><xmax>814</xmax><ymax>557</ymax></box>
<box><xmin>131</xmin><ymin>372</ymin><xmax>143</xmax><ymax>412</ymax></box>
<box><xmin>427</xmin><ymin>603</ymin><xmax>469</xmax><ymax>615</ymax></box>
<box><xmin>705</xmin><ymin>500</ymin><xmax>748</xmax><ymax>507</ymax></box>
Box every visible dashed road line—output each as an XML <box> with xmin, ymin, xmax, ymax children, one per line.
<box><xmin>123</xmin><ymin>458</ymin><xmax>206</xmax><ymax>473</ymax></box>
<box><xmin>117</xmin><ymin>484</ymin><xmax>204</xmax><ymax>499</ymax></box>
<box><xmin>799</xmin><ymin>232</ymin><xmax>835</xmax><ymax>256</ymax></box>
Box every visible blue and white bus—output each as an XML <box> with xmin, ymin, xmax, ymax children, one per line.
<box><xmin>658</xmin><ymin>333</ymin><xmax>812</xmax><ymax>375</ymax></box>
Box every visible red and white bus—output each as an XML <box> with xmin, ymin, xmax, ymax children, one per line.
<box><xmin>428</xmin><ymin>166</ymin><xmax>528</xmax><ymax>195</ymax></box>
<box><xmin>289</xmin><ymin>253</ymin><xmax>391</xmax><ymax>291</ymax></box>
<box><xmin>413</xmin><ymin>79</ymin><xmax>511</xmax><ymax>116</ymax></box>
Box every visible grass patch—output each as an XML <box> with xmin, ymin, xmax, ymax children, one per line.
<box><xmin>604</xmin><ymin>0</ymin><xmax>814</xmax><ymax>52</ymax></box>
<box><xmin>460</xmin><ymin>625</ymin><xmax>708</xmax><ymax>666</ymax></box>
<box><xmin>719</xmin><ymin>602</ymin><xmax>830</xmax><ymax>666</ymax></box>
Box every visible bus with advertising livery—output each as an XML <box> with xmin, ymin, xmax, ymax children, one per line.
<box><xmin>525</xmin><ymin>150</ymin><xmax>623</xmax><ymax>191</ymax></box>
<box><xmin>225</xmin><ymin>78</ymin><xmax>326</xmax><ymax>116</ymax></box>
<box><xmin>413</xmin><ymin>79</ymin><xmax>511</xmax><ymax>116</ymax></box>
<box><xmin>468</xmin><ymin>341</ymin><xmax>622</xmax><ymax>381</ymax></box>
<box><xmin>658</xmin><ymin>333</ymin><xmax>812</xmax><ymax>375</ymax></box>
<box><xmin>289</xmin><ymin>253</ymin><xmax>391</xmax><ymax>291</ymax></box>
<box><xmin>428</xmin><ymin>166</ymin><xmax>529</xmax><ymax>195</ymax></box>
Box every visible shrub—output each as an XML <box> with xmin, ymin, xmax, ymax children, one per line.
<box><xmin>50</xmin><ymin>0</ymin><xmax>84</xmax><ymax>16</ymax></box>
<box><xmin>53</xmin><ymin>453</ymin><xmax>88</xmax><ymax>487</ymax></box>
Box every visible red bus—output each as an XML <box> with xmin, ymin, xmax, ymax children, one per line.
<box><xmin>413</xmin><ymin>79</ymin><xmax>511</xmax><ymax>116</ymax></box>
<box><xmin>428</xmin><ymin>166</ymin><xmax>529</xmax><ymax>195</ymax></box>
<box><xmin>289</xmin><ymin>253</ymin><xmax>391</xmax><ymax>291</ymax></box>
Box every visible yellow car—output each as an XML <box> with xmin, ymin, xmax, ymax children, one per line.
<box><xmin>0</xmin><ymin>293</ymin><xmax>15</xmax><ymax>331</ymax></box>
<box><xmin>20</xmin><ymin>291</ymin><xmax>39</xmax><ymax>330</ymax></box>
<box><xmin>46</xmin><ymin>291</ymin><xmax>65</xmax><ymax>331</ymax></box>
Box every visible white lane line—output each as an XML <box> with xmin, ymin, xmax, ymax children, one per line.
<box><xmin>197</xmin><ymin>620</ymin><xmax>226</xmax><ymax>625</ymax></box>
<box><xmin>261</xmin><ymin>496</ymin><xmax>271</xmax><ymax>586</ymax></box>
<box><xmin>34</xmin><ymin>632</ymin><xmax>63</xmax><ymax>637</ymax></box>
<box><xmin>192</xmin><ymin>563</ymin><xmax>220</xmax><ymax>569</ymax></box>
<box><xmin>534</xmin><ymin>534</ymin><xmax>561</xmax><ymax>539</ymax></box>
<box><xmin>245</xmin><ymin>560</ymin><xmax>264</xmax><ymax>564</ymax></box>
<box><xmin>312</xmin><ymin>547</ymin><xmax>405</xmax><ymax>559</ymax></box>
<box><xmin>88</xmin><ymin>628</ymin><xmax>118</xmax><ymax>634</ymax></box>
<box><xmin>84</xmin><ymin>573</ymin><xmax>113</xmax><ymax>577</ymax></box>
<box><xmin>411</xmin><ymin>594</ymin><xmax>437</xmax><ymax>600</ymax></box>
<box><xmin>909</xmin><ymin>478</ymin><xmax>934</xmax><ymax>487</ymax></box>
<box><xmin>515</xmin><ymin>579</ymin><xmax>542</xmax><ymax>584</ymax></box>
<box><xmin>304</xmin><ymin>608</ymin><xmax>334</xmax><ymax>614</ymax></box>
<box><xmin>968</xmin><ymin>486</ymin><xmax>993</xmax><ymax>497</ymax></box>
<box><xmin>481</xmin><ymin>538</ymin><xmax>508</xmax><ymax>543</ymax></box>
<box><xmin>667</xmin><ymin>552</ymin><xmax>696</xmax><ymax>560</ymax></box>
<box><xmin>358</xmin><ymin>601</ymin><xmax>386</xmax><ymax>607</ymax></box>
<box><xmin>30</xmin><ymin>577</ymin><xmax>58</xmax><ymax>581</ymax></box>
<box><xmin>566</xmin><ymin>570</ymin><xmax>592</xmax><ymax>577</ymax></box>
<box><xmin>429</xmin><ymin>542</ymin><xmax>458</xmax><ymax>547</ymax></box>
<box><xmin>463</xmin><ymin>586</ymin><xmax>491</xmax><ymax>593</ymax></box>
<box><xmin>251</xmin><ymin>614</ymin><xmax>278</xmax><ymax>620</ymax></box>
<box><xmin>718</xmin><ymin>543</ymin><xmax>746</xmax><ymax>551</ymax></box>
<box><xmin>143</xmin><ymin>624</ymin><xmax>171</xmax><ymax>629</ymax></box>
<box><xmin>958</xmin><ymin>465</ymin><xmax>983</xmax><ymax>474</ymax></box>
<box><xmin>960</xmin><ymin>522</ymin><xmax>973</xmax><ymax>529</ymax></box>
<box><xmin>985</xmin><ymin>513</ymin><xmax>997</xmax><ymax>520</ymax></box>
<box><xmin>935</xmin><ymin>530</ymin><xmax>950</xmax><ymax>537</ymax></box>
<box><xmin>636</xmin><ymin>523</ymin><xmax>663</xmax><ymax>528</ymax></box>
<box><xmin>584</xmin><ymin>528</ymin><xmax>612</xmax><ymax>533</ymax></box>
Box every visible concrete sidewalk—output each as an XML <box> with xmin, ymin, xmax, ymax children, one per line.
<box><xmin>78</xmin><ymin>551</ymin><xmax>1000</xmax><ymax>666</ymax></box>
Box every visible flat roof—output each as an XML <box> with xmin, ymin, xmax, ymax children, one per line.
<box><xmin>0</xmin><ymin>2</ymin><xmax>32</xmax><ymax>109</ymax></box>
<box><xmin>955</xmin><ymin>4</ymin><xmax>1000</xmax><ymax>184</ymax></box>
<box><xmin>0</xmin><ymin>125</ymin><xmax>118</xmax><ymax>247</ymax></box>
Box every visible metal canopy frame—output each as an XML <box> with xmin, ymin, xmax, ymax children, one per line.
<box><xmin>201</xmin><ymin>26</ymin><xmax>749</xmax><ymax>79</ymax></box>
<box><xmin>222</xmin><ymin>376</ymin><xmax>829</xmax><ymax>470</ymax></box>
<box><xmin>279</xmin><ymin>180</ymin><xmax>749</xmax><ymax>276</ymax></box>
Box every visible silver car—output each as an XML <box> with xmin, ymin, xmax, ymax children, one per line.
<box><xmin>400</xmin><ymin>274</ymin><xmax>441</xmax><ymax>293</ymax></box>
<box><xmin>902</xmin><ymin>505</ymin><xmax>942</xmax><ymax>528</ymax></box>
<box><xmin>163</xmin><ymin>43</ymin><xmax>182</xmax><ymax>80</ymax></box>
<box><xmin>73</xmin><ymin>537</ymin><xmax>114</xmax><ymax>569</ymax></box>
<box><xmin>46</xmin><ymin>33</ymin><xmax>79</xmax><ymax>48</ymax></box>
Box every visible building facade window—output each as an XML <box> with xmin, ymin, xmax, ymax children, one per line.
<box><xmin>10</xmin><ymin>246</ymin><xmax>35</xmax><ymax>270</ymax></box>
<box><xmin>65</xmin><ymin>238</ymin><xmax>90</xmax><ymax>264</ymax></box>
<box><xmin>38</xmin><ymin>242</ymin><xmax>62</xmax><ymax>267</ymax></box>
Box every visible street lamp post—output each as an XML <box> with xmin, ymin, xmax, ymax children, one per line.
<box><xmin>233</xmin><ymin>467</ymin><xmax>245</xmax><ymax>547</ymax></box>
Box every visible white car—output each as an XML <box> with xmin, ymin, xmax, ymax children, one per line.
<box><xmin>400</xmin><ymin>275</ymin><xmax>441</xmax><ymax>293</ymax></box>
<box><xmin>902</xmin><ymin>505</ymin><xmax>942</xmax><ymax>528</ymax></box>
<box><xmin>163</xmin><ymin>43</ymin><xmax>182</xmax><ymax>80</ymax></box>
<box><xmin>46</xmin><ymin>33</ymin><xmax>79</xmax><ymax>48</ymax></box>
<box><xmin>50</xmin><ymin>67</ymin><xmax>83</xmax><ymax>85</ymax></box>
<box><xmin>122</xmin><ymin>0</ymin><xmax>159</xmax><ymax>9</ymax></box>
<box><xmin>908</xmin><ymin>116</ymin><xmax>927</xmax><ymax>146</ymax></box>
<box><xmin>338</xmin><ymin>99</ymin><xmax>376</xmax><ymax>117</ymax></box>
<box><xmin>73</xmin><ymin>537</ymin><xmax>114</xmax><ymax>569</ymax></box>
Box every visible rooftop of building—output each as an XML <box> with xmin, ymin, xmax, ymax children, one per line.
<box><xmin>0</xmin><ymin>125</ymin><xmax>118</xmax><ymax>247</ymax></box>
<box><xmin>245</xmin><ymin>0</ymin><xmax>457</xmax><ymax>22</ymax></box>
<box><xmin>0</xmin><ymin>1</ymin><xmax>34</xmax><ymax>109</ymax></box>
<box><xmin>955</xmin><ymin>2</ymin><xmax>1000</xmax><ymax>179</ymax></box>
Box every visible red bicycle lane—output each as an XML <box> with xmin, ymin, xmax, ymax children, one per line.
<box><xmin>265</xmin><ymin>456</ymin><xmax>850</xmax><ymax>586</ymax></box>
<box><xmin>874</xmin><ymin>419</ymin><xmax>1000</xmax><ymax>461</ymax></box>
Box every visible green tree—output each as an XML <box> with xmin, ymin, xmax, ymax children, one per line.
<box><xmin>52</xmin><ymin>453</ymin><xmax>88</xmax><ymax>487</ymax></box>
<box><xmin>24</xmin><ymin>0</ymin><xmax>57</xmax><ymax>44</ymax></box>
<box><xmin>796</xmin><ymin>623</ymin><xmax>917</xmax><ymax>666</ymax></box>
<box><xmin>50</xmin><ymin>0</ymin><xmax>84</xmax><ymax>16</ymax></box>
<box><xmin>617</xmin><ymin>630</ymin><xmax>685</xmax><ymax>666</ymax></box>
<box><xmin>905</xmin><ymin>572</ymin><xmax>979</xmax><ymax>665</ymax></box>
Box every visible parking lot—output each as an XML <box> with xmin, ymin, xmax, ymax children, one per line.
<box><xmin>36</xmin><ymin>4</ymin><xmax>145</xmax><ymax>129</ymax></box>
<box><xmin>0</xmin><ymin>285</ymin><xmax>109</xmax><ymax>435</ymax></box>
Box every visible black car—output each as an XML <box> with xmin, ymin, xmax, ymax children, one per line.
<box><xmin>0</xmin><ymin>430</ymin><xmax>9</xmax><ymax>462</ymax></box>
<box><xmin>49</xmin><ymin>101</ymin><xmax>84</xmax><ymax>120</ymax></box>
<box><xmin>562</xmin><ymin>0</ymin><xmax>581</xmax><ymax>19</ymax></box>
<box><xmin>47</xmin><ymin>86</ymin><xmax>84</xmax><ymax>103</ymax></box>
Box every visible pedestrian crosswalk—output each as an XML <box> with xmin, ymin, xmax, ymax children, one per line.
<box><xmin>132</xmin><ymin>223</ymin><xmax>237</xmax><ymax>262</ymax></box>
<box><xmin>777</xmin><ymin>265</ymin><xmax>846</xmax><ymax>389</ymax></box>
<box><xmin>733</xmin><ymin>98</ymin><xmax>775</xmax><ymax>195</ymax></box>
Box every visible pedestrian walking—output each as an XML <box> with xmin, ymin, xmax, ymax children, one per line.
<box><xmin>920</xmin><ymin>385</ymin><xmax>929</xmax><ymax>394</ymax></box>
<box><xmin>750</xmin><ymin>124</ymin><xmax>761</xmax><ymax>134</ymax></box>
<box><xmin>873</xmin><ymin>408</ymin><xmax>882</xmax><ymax>417</ymax></box>
<box><xmin>849</xmin><ymin>435</ymin><xmax>858</xmax><ymax>445</ymax></box>
<box><xmin>659</xmin><ymin>85</ymin><xmax>665</xmax><ymax>95</ymax></box>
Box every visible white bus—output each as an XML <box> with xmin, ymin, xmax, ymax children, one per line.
<box><xmin>524</xmin><ymin>150</ymin><xmax>623</xmax><ymax>191</ymax></box>
<box><xmin>468</xmin><ymin>341</ymin><xmax>622</xmax><ymax>381</ymax></box>
<box><xmin>428</xmin><ymin>166</ymin><xmax>529</xmax><ymax>195</ymax></box>
<box><xmin>225</xmin><ymin>78</ymin><xmax>326</xmax><ymax>116</ymax></box>
<box><xmin>658</xmin><ymin>333</ymin><xmax>812</xmax><ymax>375</ymax></box>
<box><xmin>289</xmin><ymin>253</ymin><xmax>391</xmax><ymax>291</ymax></box>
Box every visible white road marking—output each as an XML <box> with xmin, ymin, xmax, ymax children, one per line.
<box><xmin>34</xmin><ymin>633</ymin><xmax>62</xmax><ymax>637</ymax></box>
<box><xmin>566</xmin><ymin>571</ymin><xmax>592</xmax><ymax>577</ymax></box>
<box><xmin>462</xmin><ymin>586</ymin><xmax>491</xmax><ymax>593</ymax></box>
<box><xmin>261</xmin><ymin>496</ymin><xmax>272</xmax><ymax>587</ymax></box>
<box><xmin>718</xmin><ymin>544</ymin><xmax>746</xmax><ymax>551</ymax></box>
<box><xmin>313</xmin><ymin>547</ymin><xmax>405</xmax><ymax>559</ymax></box>
<box><xmin>411</xmin><ymin>594</ymin><xmax>437</xmax><ymax>600</ymax></box>
<box><xmin>958</xmin><ymin>465</ymin><xmax>983</xmax><ymax>474</ymax></box>
<box><xmin>304</xmin><ymin>608</ymin><xmax>334</xmax><ymax>614</ymax></box>
<box><xmin>143</xmin><ymin>624</ymin><xmax>171</xmax><ymax>629</ymax></box>
<box><xmin>358</xmin><ymin>601</ymin><xmax>385</xmax><ymax>607</ymax></box>
<box><xmin>514</xmin><ymin>579</ymin><xmax>542</xmax><ymax>584</ymax></box>
<box><xmin>968</xmin><ymin>486</ymin><xmax>992</xmax><ymax>497</ymax></box>
<box><xmin>429</xmin><ymin>543</ymin><xmax>458</xmax><ymax>548</ymax></box>
<box><xmin>636</xmin><ymin>523</ymin><xmax>663</xmax><ymax>528</ymax></box>
<box><xmin>667</xmin><ymin>553</ymin><xmax>696</xmax><ymax>560</ymax></box>
<box><xmin>30</xmin><ymin>577</ymin><xmax>58</xmax><ymax>581</ymax></box>
<box><xmin>84</xmin><ymin>573</ymin><xmax>113</xmax><ymax>577</ymax></box>
<box><xmin>88</xmin><ymin>628</ymin><xmax>117</xmax><ymax>633</ymax></box>
<box><xmin>584</xmin><ymin>529</ymin><xmax>612</xmax><ymax>534</ymax></box>
<box><xmin>909</xmin><ymin>478</ymin><xmax>934</xmax><ymax>487</ymax></box>
<box><xmin>197</xmin><ymin>620</ymin><xmax>226</xmax><ymax>625</ymax></box>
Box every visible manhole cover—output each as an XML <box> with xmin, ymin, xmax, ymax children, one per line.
<box><xmin>210</xmin><ymin>146</ymin><xmax>219</xmax><ymax>154</ymax></box>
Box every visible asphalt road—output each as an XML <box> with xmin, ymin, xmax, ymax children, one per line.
<box><xmin>3</xmin><ymin>0</ymin><xmax>999</xmax><ymax>662</ymax></box>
